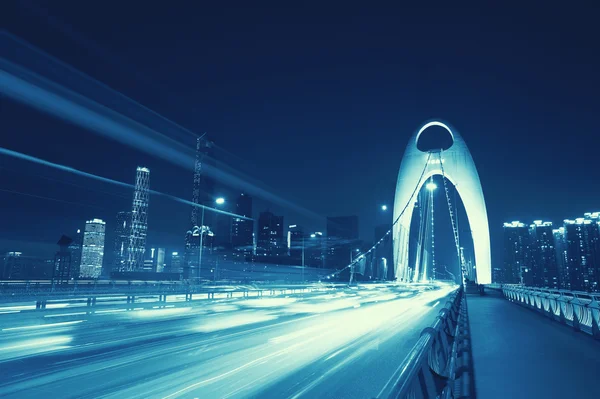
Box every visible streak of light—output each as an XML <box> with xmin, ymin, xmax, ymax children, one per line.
<box><xmin>134</xmin><ymin>307</ymin><xmax>193</xmax><ymax>318</ymax></box>
<box><xmin>2</xmin><ymin>320</ymin><xmax>84</xmax><ymax>332</ymax></box>
<box><xmin>0</xmin><ymin>305</ymin><xmax>35</xmax><ymax>311</ymax></box>
<box><xmin>0</xmin><ymin>46</ymin><xmax>322</xmax><ymax>220</ymax></box>
<box><xmin>0</xmin><ymin>147</ymin><xmax>252</xmax><ymax>220</ymax></box>
<box><xmin>195</xmin><ymin>312</ymin><xmax>278</xmax><ymax>333</ymax></box>
<box><xmin>44</xmin><ymin>312</ymin><xmax>88</xmax><ymax>318</ymax></box>
<box><xmin>284</xmin><ymin>298</ymin><xmax>360</xmax><ymax>314</ymax></box>
<box><xmin>0</xmin><ymin>335</ymin><xmax>72</xmax><ymax>351</ymax></box>
<box><xmin>0</xmin><ymin>188</ymin><xmax>106</xmax><ymax>209</ymax></box>
<box><xmin>45</xmin><ymin>303</ymin><xmax>70</xmax><ymax>309</ymax></box>
<box><xmin>241</xmin><ymin>298</ymin><xmax>297</xmax><ymax>308</ymax></box>
<box><xmin>94</xmin><ymin>309</ymin><xmax>128</xmax><ymax>314</ymax></box>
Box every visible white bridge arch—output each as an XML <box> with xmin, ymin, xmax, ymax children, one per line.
<box><xmin>392</xmin><ymin>121</ymin><xmax>491</xmax><ymax>284</ymax></box>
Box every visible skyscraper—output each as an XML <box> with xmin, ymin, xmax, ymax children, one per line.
<box><xmin>529</xmin><ymin>221</ymin><xmax>559</xmax><ymax>288</ymax></box>
<box><xmin>231</xmin><ymin>193</ymin><xmax>253</xmax><ymax>255</ymax></box>
<box><xmin>553</xmin><ymin>227</ymin><xmax>569</xmax><ymax>289</ymax></box>
<box><xmin>68</xmin><ymin>229</ymin><xmax>83</xmax><ymax>279</ymax></box>
<box><xmin>257</xmin><ymin>211</ymin><xmax>284</xmax><ymax>256</ymax></box>
<box><xmin>79</xmin><ymin>219</ymin><xmax>106</xmax><ymax>278</ymax></box>
<box><xmin>127</xmin><ymin>167</ymin><xmax>150</xmax><ymax>271</ymax></box>
<box><xmin>327</xmin><ymin>215</ymin><xmax>359</xmax><ymax>269</ymax></box>
<box><xmin>306</xmin><ymin>232</ymin><xmax>325</xmax><ymax>268</ymax></box>
<box><xmin>287</xmin><ymin>225</ymin><xmax>304</xmax><ymax>263</ymax></box>
<box><xmin>114</xmin><ymin>211</ymin><xmax>132</xmax><ymax>272</ymax></box>
<box><xmin>502</xmin><ymin>221</ymin><xmax>531</xmax><ymax>284</ymax></box>
<box><xmin>170</xmin><ymin>251</ymin><xmax>182</xmax><ymax>274</ymax></box>
<box><xmin>563</xmin><ymin>215</ymin><xmax>600</xmax><ymax>292</ymax></box>
<box><xmin>2</xmin><ymin>252</ymin><xmax>52</xmax><ymax>280</ymax></box>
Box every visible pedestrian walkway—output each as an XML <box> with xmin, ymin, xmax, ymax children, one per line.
<box><xmin>468</xmin><ymin>289</ymin><xmax>600</xmax><ymax>399</ymax></box>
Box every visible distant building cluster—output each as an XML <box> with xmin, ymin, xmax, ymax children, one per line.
<box><xmin>1</xmin><ymin>135</ymin><xmax>394</xmax><ymax>283</ymax></box>
<box><xmin>500</xmin><ymin>212</ymin><xmax>600</xmax><ymax>292</ymax></box>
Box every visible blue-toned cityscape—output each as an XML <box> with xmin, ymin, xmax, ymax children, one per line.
<box><xmin>2</xmin><ymin>3</ymin><xmax>600</xmax><ymax>399</ymax></box>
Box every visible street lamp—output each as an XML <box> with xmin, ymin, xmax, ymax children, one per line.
<box><xmin>198</xmin><ymin>197</ymin><xmax>226</xmax><ymax>284</ymax></box>
<box><xmin>425</xmin><ymin>178</ymin><xmax>436</xmax><ymax>281</ymax></box>
<box><xmin>426</xmin><ymin>182</ymin><xmax>437</xmax><ymax>191</ymax></box>
<box><xmin>213</xmin><ymin>197</ymin><xmax>226</xmax><ymax>282</ymax></box>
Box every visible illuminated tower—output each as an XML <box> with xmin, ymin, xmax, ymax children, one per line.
<box><xmin>529</xmin><ymin>221</ymin><xmax>558</xmax><ymax>288</ymax></box>
<box><xmin>114</xmin><ymin>211</ymin><xmax>132</xmax><ymax>271</ymax></box>
<box><xmin>80</xmin><ymin>219</ymin><xmax>106</xmax><ymax>278</ymax></box>
<box><xmin>190</xmin><ymin>135</ymin><xmax>214</xmax><ymax>227</ymax></box>
<box><xmin>503</xmin><ymin>221</ymin><xmax>531</xmax><ymax>284</ymax></box>
<box><xmin>127</xmin><ymin>167</ymin><xmax>150</xmax><ymax>271</ymax></box>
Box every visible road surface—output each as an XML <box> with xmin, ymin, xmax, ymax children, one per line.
<box><xmin>0</xmin><ymin>283</ymin><xmax>456</xmax><ymax>398</ymax></box>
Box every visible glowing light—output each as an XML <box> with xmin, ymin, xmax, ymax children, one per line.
<box><xmin>195</xmin><ymin>312</ymin><xmax>277</xmax><ymax>332</ymax></box>
<box><xmin>504</xmin><ymin>221</ymin><xmax>526</xmax><ymax>228</ymax></box>
<box><xmin>215</xmin><ymin>197</ymin><xmax>225</xmax><ymax>205</ymax></box>
<box><xmin>310</xmin><ymin>234</ymin><xmax>316</xmax><ymax>238</ymax></box>
<box><xmin>425</xmin><ymin>182</ymin><xmax>437</xmax><ymax>191</ymax></box>
<box><xmin>381</xmin><ymin>205</ymin><xmax>388</xmax><ymax>211</ymax></box>
<box><xmin>172</xmin><ymin>252</ymin><xmax>178</xmax><ymax>256</ymax></box>
<box><xmin>415</xmin><ymin>121</ymin><xmax>455</xmax><ymax>145</ymax></box>
<box><xmin>2</xmin><ymin>320</ymin><xmax>84</xmax><ymax>331</ymax></box>
<box><xmin>0</xmin><ymin>336</ymin><xmax>72</xmax><ymax>352</ymax></box>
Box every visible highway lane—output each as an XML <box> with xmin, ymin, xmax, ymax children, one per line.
<box><xmin>0</xmin><ymin>284</ymin><xmax>456</xmax><ymax>398</ymax></box>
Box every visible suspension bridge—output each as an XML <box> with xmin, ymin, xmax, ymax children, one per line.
<box><xmin>1</xmin><ymin>120</ymin><xmax>599</xmax><ymax>398</ymax></box>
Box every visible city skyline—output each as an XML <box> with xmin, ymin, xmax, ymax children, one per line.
<box><xmin>1</xmin><ymin>3</ymin><xmax>600</xmax><ymax>281</ymax></box>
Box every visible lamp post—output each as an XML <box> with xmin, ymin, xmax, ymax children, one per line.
<box><xmin>214</xmin><ymin>197</ymin><xmax>225</xmax><ymax>283</ymax></box>
<box><xmin>425</xmin><ymin>179</ymin><xmax>437</xmax><ymax>281</ymax></box>
<box><xmin>198</xmin><ymin>197</ymin><xmax>225</xmax><ymax>284</ymax></box>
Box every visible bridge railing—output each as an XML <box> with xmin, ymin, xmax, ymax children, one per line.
<box><xmin>502</xmin><ymin>284</ymin><xmax>600</xmax><ymax>340</ymax></box>
<box><xmin>378</xmin><ymin>285</ymin><xmax>474</xmax><ymax>399</ymax></box>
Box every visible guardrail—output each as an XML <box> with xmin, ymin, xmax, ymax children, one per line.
<box><xmin>502</xmin><ymin>285</ymin><xmax>600</xmax><ymax>340</ymax></box>
<box><xmin>378</xmin><ymin>286</ymin><xmax>474</xmax><ymax>398</ymax></box>
<box><xmin>0</xmin><ymin>280</ymin><xmax>340</xmax><ymax>303</ymax></box>
<box><xmin>0</xmin><ymin>285</ymin><xmax>333</xmax><ymax>311</ymax></box>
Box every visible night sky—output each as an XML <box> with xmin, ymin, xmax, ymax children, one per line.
<box><xmin>1</xmin><ymin>1</ymin><xmax>599</xmax><ymax>270</ymax></box>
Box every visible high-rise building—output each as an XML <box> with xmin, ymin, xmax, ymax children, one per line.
<box><xmin>144</xmin><ymin>247</ymin><xmax>166</xmax><ymax>273</ymax></box>
<box><xmin>231</xmin><ymin>193</ymin><xmax>253</xmax><ymax>255</ymax></box>
<box><xmin>53</xmin><ymin>235</ymin><xmax>74</xmax><ymax>283</ymax></box>
<box><xmin>563</xmin><ymin>215</ymin><xmax>600</xmax><ymax>292</ymax></box>
<box><xmin>68</xmin><ymin>229</ymin><xmax>83</xmax><ymax>279</ymax></box>
<box><xmin>170</xmin><ymin>251</ymin><xmax>182</xmax><ymax>274</ymax></box>
<box><xmin>306</xmin><ymin>232</ymin><xmax>325</xmax><ymax>268</ymax></box>
<box><xmin>257</xmin><ymin>211</ymin><xmax>284</xmax><ymax>256</ymax></box>
<box><xmin>327</xmin><ymin>215</ymin><xmax>359</xmax><ymax>269</ymax></box>
<box><xmin>2</xmin><ymin>252</ymin><xmax>52</xmax><ymax>280</ymax></box>
<box><xmin>529</xmin><ymin>221</ymin><xmax>559</xmax><ymax>288</ymax></box>
<box><xmin>502</xmin><ymin>221</ymin><xmax>531</xmax><ymax>284</ymax></box>
<box><xmin>80</xmin><ymin>218</ymin><xmax>106</xmax><ymax>278</ymax></box>
<box><xmin>553</xmin><ymin>227</ymin><xmax>569</xmax><ymax>289</ymax></box>
<box><xmin>127</xmin><ymin>167</ymin><xmax>150</xmax><ymax>271</ymax></box>
<box><xmin>114</xmin><ymin>211</ymin><xmax>132</xmax><ymax>272</ymax></box>
<box><xmin>287</xmin><ymin>225</ymin><xmax>304</xmax><ymax>263</ymax></box>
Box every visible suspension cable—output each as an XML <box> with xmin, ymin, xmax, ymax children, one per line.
<box><xmin>438</xmin><ymin>151</ymin><xmax>466</xmax><ymax>281</ymax></box>
<box><xmin>341</xmin><ymin>152</ymin><xmax>433</xmax><ymax>282</ymax></box>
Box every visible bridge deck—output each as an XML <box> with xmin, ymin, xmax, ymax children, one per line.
<box><xmin>468</xmin><ymin>290</ymin><xmax>600</xmax><ymax>399</ymax></box>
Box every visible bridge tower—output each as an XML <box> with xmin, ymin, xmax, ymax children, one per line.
<box><xmin>392</xmin><ymin>121</ymin><xmax>491</xmax><ymax>284</ymax></box>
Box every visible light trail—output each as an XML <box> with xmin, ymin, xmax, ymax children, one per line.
<box><xmin>2</xmin><ymin>320</ymin><xmax>84</xmax><ymax>332</ymax></box>
<box><xmin>0</xmin><ymin>147</ymin><xmax>251</xmax><ymax>220</ymax></box>
<box><xmin>0</xmin><ymin>34</ymin><xmax>324</xmax><ymax>220</ymax></box>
